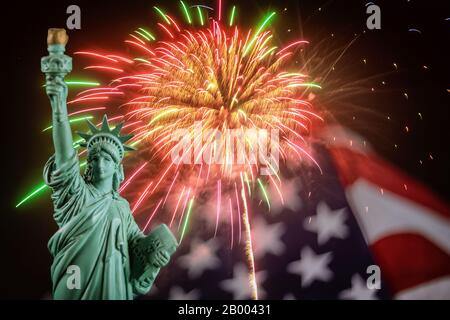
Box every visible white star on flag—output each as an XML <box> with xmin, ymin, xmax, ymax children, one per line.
<box><xmin>339</xmin><ymin>274</ymin><xmax>378</xmax><ymax>300</ymax></box>
<box><xmin>266</xmin><ymin>177</ymin><xmax>303</xmax><ymax>215</ymax></box>
<box><xmin>304</xmin><ymin>202</ymin><xmax>349</xmax><ymax>245</ymax></box>
<box><xmin>252</xmin><ymin>217</ymin><xmax>286</xmax><ymax>259</ymax></box>
<box><xmin>169</xmin><ymin>286</ymin><xmax>200</xmax><ymax>300</ymax></box>
<box><xmin>220</xmin><ymin>263</ymin><xmax>267</xmax><ymax>299</ymax></box>
<box><xmin>287</xmin><ymin>246</ymin><xmax>333</xmax><ymax>287</ymax></box>
<box><xmin>178</xmin><ymin>237</ymin><xmax>221</xmax><ymax>279</ymax></box>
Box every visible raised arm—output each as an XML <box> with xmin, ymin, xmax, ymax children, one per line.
<box><xmin>46</xmin><ymin>77</ymin><xmax>75</xmax><ymax>167</ymax></box>
<box><xmin>41</xmin><ymin>28</ymin><xmax>75</xmax><ymax>168</ymax></box>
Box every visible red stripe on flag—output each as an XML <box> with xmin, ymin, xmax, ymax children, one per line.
<box><xmin>371</xmin><ymin>233</ymin><xmax>450</xmax><ymax>295</ymax></box>
<box><xmin>329</xmin><ymin>147</ymin><xmax>450</xmax><ymax>220</ymax></box>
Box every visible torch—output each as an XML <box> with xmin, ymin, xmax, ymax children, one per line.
<box><xmin>41</xmin><ymin>28</ymin><xmax>72</xmax><ymax>105</ymax></box>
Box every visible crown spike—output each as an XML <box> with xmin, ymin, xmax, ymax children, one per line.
<box><xmin>86</xmin><ymin>119</ymin><xmax>99</xmax><ymax>134</ymax></box>
<box><xmin>119</xmin><ymin>134</ymin><xmax>133</xmax><ymax>143</ymax></box>
<box><xmin>111</xmin><ymin>121</ymin><xmax>124</xmax><ymax>135</ymax></box>
<box><xmin>76</xmin><ymin>131</ymin><xmax>92</xmax><ymax>141</ymax></box>
<box><xmin>123</xmin><ymin>145</ymin><xmax>137</xmax><ymax>151</ymax></box>
<box><xmin>101</xmin><ymin>115</ymin><xmax>110</xmax><ymax>132</ymax></box>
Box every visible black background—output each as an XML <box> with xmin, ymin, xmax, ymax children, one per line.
<box><xmin>1</xmin><ymin>0</ymin><xmax>449</xmax><ymax>299</ymax></box>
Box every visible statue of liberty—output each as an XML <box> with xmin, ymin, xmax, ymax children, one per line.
<box><xmin>41</xmin><ymin>28</ymin><xmax>178</xmax><ymax>300</ymax></box>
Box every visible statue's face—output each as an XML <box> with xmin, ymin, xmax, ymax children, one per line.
<box><xmin>90</xmin><ymin>150</ymin><xmax>117</xmax><ymax>182</ymax></box>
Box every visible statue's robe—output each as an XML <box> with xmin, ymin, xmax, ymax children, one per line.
<box><xmin>43</xmin><ymin>153</ymin><xmax>155</xmax><ymax>300</ymax></box>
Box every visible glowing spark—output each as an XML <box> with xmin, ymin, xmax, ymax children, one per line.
<box><xmin>68</xmin><ymin>107</ymin><xmax>106</xmax><ymax>117</ymax></box>
<box><xmin>135</xmin><ymin>30</ymin><xmax>151</xmax><ymax>42</ymax></box>
<box><xmin>119</xmin><ymin>162</ymin><xmax>148</xmax><ymax>193</ymax></box>
<box><xmin>287</xmin><ymin>83</ymin><xmax>322</xmax><ymax>89</ymax></box>
<box><xmin>143</xmin><ymin>199</ymin><xmax>163</xmax><ymax>232</ymax></box>
<box><xmin>177</xmin><ymin>188</ymin><xmax>191</xmax><ymax>231</ymax></box>
<box><xmin>138</xmin><ymin>28</ymin><xmax>156</xmax><ymax>40</ymax></box>
<box><xmin>179</xmin><ymin>197</ymin><xmax>194</xmax><ymax>243</ymax></box>
<box><xmin>215</xmin><ymin>180</ymin><xmax>221</xmax><ymax>237</ymax></box>
<box><xmin>17</xmin><ymin>162</ymin><xmax>87</xmax><ymax>208</ymax></box>
<box><xmin>192</xmin><ymin>5</ymin><xmax>214</xmax><ymax>11</ymax></box>
<box><xmin>234</xmin><ymin>183</ymin><xmax>242</xmax><ymax>244</ymax></box>
<box><xmin>74</xmin><ymin>51</ymin><xmax>119</xmax><ymax>63</ymax></box>
<box><xmin>124</xmin><ymin>40</ymin><xmax>156</xmax><ymax>55</ymax></box>
<box><xmin>257</xmin><ymin>178</ymin><xmax>270</xmax><ymax>211</ymax></box>
<box><xmin>180</xmin><ymin>1</ymin><xmax>192</xmax><ymax>24</ymax></box>
<box><xmin>166</xmin><ymin>16</ymin><xmax>181</xmax><ymax>32</ymax></box>
<box><xmin>42</xmin><ymin>116</ymin><xmax>94</xmax><ymax>132</ymax></box>
<box><xmin>16</xmin><ymin>184</ymin><xmax>48</xmax><ymax>208</ymax></box>
<box><xmin>68</xmin><ymin>96</ymin><xmax>108</xmax><ymax>105</ymax></box>
<box><xmin>259</xmin><ymin>46</ymin><xmax>277</xmax><ymax>60</ymax></box>
<box><xmin>65</xmin><ymin>81</ymin><xmax>100</xmax><ymax>87</ymax></box>
<box><xmin>229</xmin><ymin>6</ymin><xmax>236</xmax><ymax>26</ymax></box>
<box><xmin>154</xmin><ymin>6</ymin><xmax>171</xmax><ymax>25</ymax></box>
<box><xmin>229</xmin><ymin>197</ymin><xmax>234</xmax><ymax>249</ymax></box>
<box><xmin>408</xmin><ymin>28</ymin><xmax>422</xmax><ymax>34</ymax></box>
<box><xmin>132</xmin><ymin>181</ymin><xmax>154</xmax><ymax>214</ymax></box>
<box><xmin>163</xmin><ymin>171</ymin><xmax>180</xmax><ymax>206</ymax></box>
<box><xmin>134</xmin><ymin>58</ymin><xmax>151</xmax><ymax>64</ymax></box>
<box><xmin>149</xmin><ymin>108</ymin><xmax>179</xmax><ymax>125</ymax></box>
<box><xmin>84</xmin><ymin>66</ymin><xmax>124</xmax><ymax>73</ymax></box>
<box><xmin>197</xmin><ymin>6</ymin><xmax>204</xmax><ymax>26</ymax></box>
<box><xmin>244</xmin><ymin>11</ymin><xmax>276</xmax><ymax>56</ymax></box>
<box><xmin>170</xmin><ymin>186</ymin><xmax>186</xmax><ymax>227</ymax></box>
<box><xmin>277</xmin><ymin>40</ymin><xmax>309</xmax><ymax>56</ymax></box>
<box><xmin>241</xmin><ymin>188</ymin><xmax>258</xmax><ymax>300</ymax></box>
<box><xmin>158</xmin><ymin>23</ymin><xmax>175</xmax><ymax>39</ymax></box>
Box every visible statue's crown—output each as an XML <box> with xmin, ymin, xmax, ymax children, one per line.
<box><xmin>77</xmin><ymin>115</ymin><xmax>135</xmax><ymax>160</ymax></box>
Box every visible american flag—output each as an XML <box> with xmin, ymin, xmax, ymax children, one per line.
<box><xmin>141</xmin><ymin>126</ymin><xmax>450</xmax><ymax>300</ymax></box>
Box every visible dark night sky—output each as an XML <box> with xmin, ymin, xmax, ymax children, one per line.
<box><xmin>1</xmin><ymin>0</ymin><xmax>449</xmax><ymax>299</ymax></box>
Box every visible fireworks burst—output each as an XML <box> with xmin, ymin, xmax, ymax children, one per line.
<box><xmin>70</xmin><ymin>7</ymin><xmax>322</xmax><ymax>207</ymax></box>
